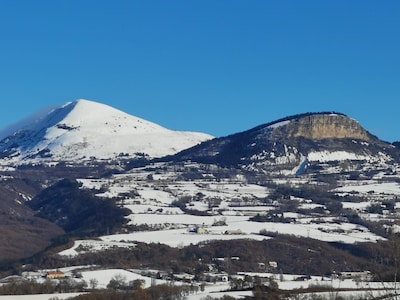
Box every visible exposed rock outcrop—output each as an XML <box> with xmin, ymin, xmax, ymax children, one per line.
<box><xmin>270</xmin><ymin>113</ymin><xmax>372</xmax><ymax>141</ymax></box>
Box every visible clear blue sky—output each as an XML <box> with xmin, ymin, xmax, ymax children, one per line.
<box><xmin>0</xmin><ymin>1</ymin><xmax>399</xmax><ymax>141</ymax></box>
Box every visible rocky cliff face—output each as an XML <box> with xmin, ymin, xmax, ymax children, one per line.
<box><xmin>271</xmin><ymin>113</ymin><xmax>372</xmax><ymax>141</ymax></box>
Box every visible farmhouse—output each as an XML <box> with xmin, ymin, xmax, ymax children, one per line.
<box><xmin>204</xmin><ymin>272</ymin><xmax>229</xmax><ymax>282</ymax></box>
<box><xmin>173</xmin><ymin>273</ymin><xmax>195</xmax><ymax>283</ymax></box>
<box><xmin>189</xmin><ymin>225</ymin><xmax>209</xmax><ymax>234</ymax></box>
<box><xmin>46</xmin><ymin>271</ymin><xmax>65</xmax><ymax>279</ymax></box>
<box><xmin>335</xmin><ymin>271</ymin><xmax>372</xmax><ymax>281</ymax></box>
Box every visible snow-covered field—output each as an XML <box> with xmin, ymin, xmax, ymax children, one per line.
<box><xmin>59</xmin><ymin>168</ymin><xmax>392</xmax><ymax>256</ymax></box>
<box><xmin>98</xmin><ymin>217</ymin><xmax>382</xmax><ymax>249</ymax></box>
<box><xmin>55</xmin><ymin>172</ymin><xmax>386</xmax><ymax>258</ymax></box>
<box><xmin>80</xmin><ymin>268</ymin><xmax>167</xmax><ymax>289</ymax></box>
<box><xmin>58</xmin><ymin>239</ymin><xmax>136</xmax><ymax>257</ymax></box>
<box><xmin>101</xmin><ymin>228</ymin><xmax>268</xmax><ymax>248</ymax></box>
<box><xmin>335</xmin><ymin>181</ymin><xmax>400</xmax><ymax>195</ymax></box>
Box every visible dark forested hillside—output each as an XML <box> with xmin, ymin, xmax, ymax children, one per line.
<box><xmin>28</xmin><ymin>178</ymin><xmax>129</xmax><ymax>237</ymax></box>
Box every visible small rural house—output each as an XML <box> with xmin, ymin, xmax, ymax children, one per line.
<box><xmin>46</xmin><ymin>271</ymin><xmax>65</xmax><ymax>279</ymax></box>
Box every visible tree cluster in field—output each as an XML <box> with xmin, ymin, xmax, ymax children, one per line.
<box><xmin>0</xmin><ymin>277</ymin><xmax>200</xmax><ymax>300</ymax></box>
<box><xmin>0</xmin><ymin>278</ymin><xmax>86</xmax><ymax>295</ymax></box>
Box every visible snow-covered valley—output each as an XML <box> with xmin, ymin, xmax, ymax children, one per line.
<box><xmin>1</xmin><ymin>105</ymin><xmax>400</xmax><ymax>299</ymax></box>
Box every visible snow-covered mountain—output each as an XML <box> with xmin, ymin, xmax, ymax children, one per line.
<box><xmin>0</xmin><ymin>99</ymin><xmax>213</xmax><ymax>163</ymax></box>
<box><xmin>172</xmin><ymin>112</ymin><xmax>400</xmax><ymax>175</ymax></box>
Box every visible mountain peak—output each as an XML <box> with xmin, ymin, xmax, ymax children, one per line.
<box><xmin>0</xmin><ymin>99</ymin><xmax>213</xmax><ymax>163</ymax></box>
<box><xmin>53</xmin><ymin>99</ymin><xmax>168</xmax><ymax>134</ymax></box>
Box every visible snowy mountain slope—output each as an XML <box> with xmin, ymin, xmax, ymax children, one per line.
<box><xmin>0</xmin><ymin>99</ymin><xmax>213</xmax><ymax>163</ymax></box>
<box><xmin>171</xmin><ymin>112</ymin><xmax>400</xmax><ymax>176</ymax></box>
